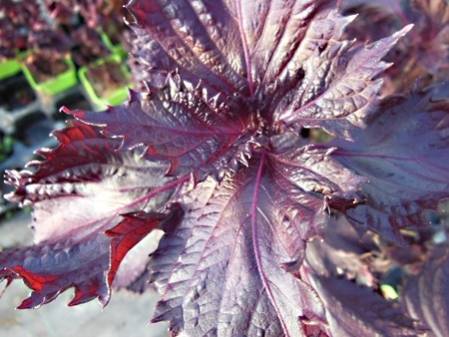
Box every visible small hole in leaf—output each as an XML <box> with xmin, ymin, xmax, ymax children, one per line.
<box><xmin>300</xmin><ymin>128</ymin><xmax>334</xmax><ymax>143</ymax></box>
<box><xmin>300</xmin><ymin>128</ymin><xmax>310</xmax><ymax>138</ymax></box>
<box><xmin>318</xmin><ymin>43</ymin><xmax>328</xmax><ymax>54</ymax></box>
<box><xmin>296</xmin><ymin>68</ymin><xmax>305</xmax><ymax>82</ymax></box>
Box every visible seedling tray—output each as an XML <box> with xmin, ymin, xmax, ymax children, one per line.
<box><xmin>79</xmin><ymin>55</ymin><xmax>131</xmax><ymax>110</ymax></box>
<box><xmin>0</xmin><ymin>73</ymin><xmax>37</xmax><ymax>112</ymax></box>
<box><xmin>0</xmin><ymin>58</ymin><xmax>21</xmax><ymax>80</ymax></box>
<box><xmin>101</xmin><ymin>33</ymin><xmax>127</xmax><ymax>60</ymax></box>
<box><xmin>21</xmin><ymin>54</ymin><xmax>78</xmax><ymax>97</ymax></box>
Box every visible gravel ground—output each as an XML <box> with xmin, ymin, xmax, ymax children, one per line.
<box><xmin>0</xmin><ymin>212</ymin><xmax>168</xmax><ymax>337</ymax></box>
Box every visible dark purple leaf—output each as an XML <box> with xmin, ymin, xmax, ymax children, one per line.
<box><xmin>271</xmin><ymin>19</ymin><xmax>411</xmax><ymax>137</ymax></box>
<box><xmin>68</xmin><ymin>84</ymin><xmax>254</xmax><ymax>179</ymax></box>
<box><xmin>402</xmin><ymin>246</ymin><xmax>449</xmax><ymax>337</ymax></box>
<box><xmin>304</xmin><ymin>271</ymin><xmax>421</xmax><ymax>337</ymax></box>
<box><xmin>127</xmin><ymin>0</ymin><xmax>247</xmax><ymax>99</ymax></box>
<box><xmin>304</xmin><ymin>230</ymin><xmax>424</xmax><ymax>337</ymax></box>
<box><xmin>410</xmin><ymin>0</ymin><xmax>449</xmax><ymax>75</ymax></box>
<box><xmin>145</xmin><ymin>137</ymin><xmax>364</xmax><ymax>337</ymax></box>
<box><xmin>0</xmin><ymin>1</ymin><xmax>438</xmax><ymax>336</ymax></box>
<box><xmin>305</xmin><ymin>217</ymin><xmax>378</xmax><ymax>288</ymax></box>
<box><xmin>127</xmin><ymin>0</ymin><xmax>410</xmax><ymax>137</ymax></box>
<box><xmin>330</xmin><ymin>83</ymin><xmax>449</xmax><ymax>240</ymax></box>
<box><xmin>342</xmin><ymin>0</ymin><xmax>449</xmax><ymax>93</ymax></box>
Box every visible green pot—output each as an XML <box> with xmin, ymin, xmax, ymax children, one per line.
<box><xmin>21</xmin><ymin>54</ymin><xmax>78</xmax><ymax>96</ymax></box>
<box><xmin>0</xmin><ymin>57</ymin><xmax>21</xmax><ymax>80</ymax></box>
<box><xmin>79</xmin><ymin>54</ymin><xmax>131</xmax><ymax>110</ymax></box>
<box><xmin>101</xmin><ymin>33</ymin><xmax>127</xmax><ymax>60</ymax></box>
<box><xmin>0</xmin><ymin>135</ymin><xmax>14</xmax><ymax>162</ymax></box>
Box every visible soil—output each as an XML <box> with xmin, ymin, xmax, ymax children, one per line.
<box><xmin>104</xmin><ymin>23</ymin><xmax>122</xmax><ymax>45</ymax></box>
<box><xmin>71</xmin><ymin>28</ymin><xmax>109</xmax><ymax>67</ymax></box>
<box><xmin>25</xmin><ymin>53</ymin><xmax>68</xmax><ymax>83</ymax></box>
<box><xmin>87</xmin><ymin>60</ymin><xmax>128</xmax><ymax>98</ymax></box>
<box><xmin>72</xmin><ymin>45</ymin><xmax>107</xmax><ymax>67</ymax></box>
<box><xmin>0</xmin><ymin>74</ymin><xmax>36</xmax><ymax>111</ymax></box>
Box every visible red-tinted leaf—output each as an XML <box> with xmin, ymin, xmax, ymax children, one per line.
<box><xmin>331</xmin><ymin>83</ymin><xmax>449</xmax><ymax>240</ymax></box>
<box><xmin>145</xmin><ymin>138</ymin><xmax>362</xmax><ymax>337</ymax></box>
<box><xmin>1</xmin><ymin>122</ymin><xmax>186</xmax><ymax>308</ymax></box>
<box><xmin>105</xmin><ymin>210</ymin><xmax>182</xmax><ymax>287</ymax></box>
<box><xmin>0</xmin><ymin>234</ymin><xmax>108</xmax><ymax>308</ymax></box>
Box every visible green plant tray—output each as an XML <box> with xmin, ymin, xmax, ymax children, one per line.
<box><xmin>0</xmin><ymin>135</ymin><xmax>14</xmax><ymax>162</ymax></box>
<box><xmin>0</xmin><ymin>57</ymin><xmax>21</xmax><ymax>80</ymax></box>
<box><xmin>79</xmin><ymin>55</ymin><xmax>131</xmax><ymax>110</ymax></box>
<box><xmin>21</xmin><ymin>54</ymin><xmax>77</xmax><ymax>96</ymax></box>
<box><xmin>101</xmin><ymin>33</ymin><xmax>127</xmax><ymax>60</ymax></box>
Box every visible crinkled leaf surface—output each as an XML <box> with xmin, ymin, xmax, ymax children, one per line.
<box><xmin>0</xmin><ymin>0</ymin><xmax>433</xmax><ymax>336</ymax></box>
<box><xmin>271</xmin><ymin>21</ymin><xmax>411</xmax><ymax>136</ymax></box>
<box><xmin>330</xmin><ymin>83</ymin><xmax>449</xmax><ymax>240</ymax></box>
<box><xmin>0</xmin><ymin>122</ymin><xmax>184</xmax><ymax>308</ymax></box>
<box><xmin>68</xmin><ymin>86</ymin><xmax>252</xmax><ymax>179</ymax></box>
<box><xmin>146</xmin><ymin>140</ymin><xmax>366</xmax><ymax>337</ymax></box>
<box><xmin>127</xmin><ymin>0</ymin><xmax>410</xmax><ymax>137</ymax></box>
